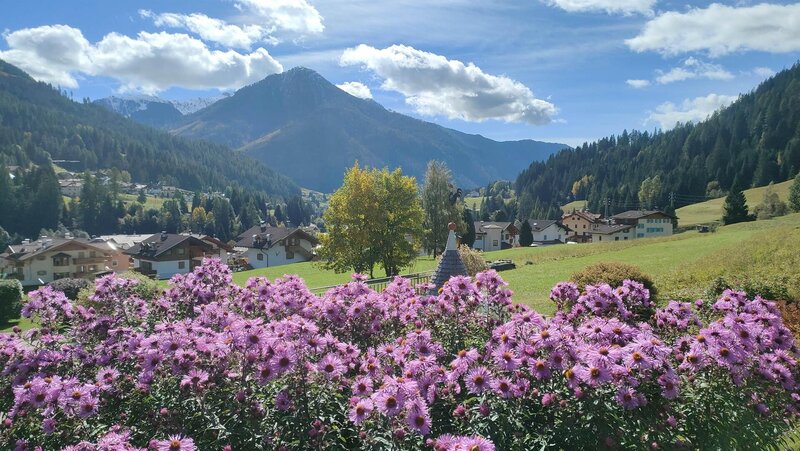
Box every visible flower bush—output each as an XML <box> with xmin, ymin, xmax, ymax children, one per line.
<box><xmin>1</xmin><ymin>259</ymin><xmax>798</xmax><ymax>450</ymax></box>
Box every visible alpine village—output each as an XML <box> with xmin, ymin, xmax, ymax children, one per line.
<box><xmin>1</xmin><ymin>1</ymin><xmax>800</xmax><ymax>450</ymax></box>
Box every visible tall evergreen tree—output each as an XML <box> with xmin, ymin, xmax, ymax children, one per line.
<box><xmin>790</xmin><ymin>173</ymin><xmax>800</xmax><ymax>212</ymax></box>
<box><xmin>462</xmin><ymin>209</ymin><xmax>476</xmax><ymax>248</ymax></box>
<box><xmin>519</xmin><ymin>219</ymin><xmax>534</xmax><ymax>246</ymax></box>
<box><xmin>722</xmin><ymin>179</ymin><xmax>753</xmax><ymax>225</ymax></box>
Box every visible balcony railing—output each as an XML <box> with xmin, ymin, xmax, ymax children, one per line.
<box><xmin>73</xmin><ymin>257</ymin><xmax>108</xmax><ymax>264</ymax></box>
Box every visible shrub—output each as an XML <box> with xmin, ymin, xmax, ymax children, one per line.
<box><xmin>116</xmin><ymin>271</ymin><xmax>161</xmax><ymax>300</ymax></box>
<box><xmin>47</xmin><ymin>278</ymin><xmax>91</xmax><ymax>300</ymax></box>
<box><xmin>0</xmin><ymin>279</ymin><xmax>22</xmax><ymax>324</ymax></box>
<box><xmin>0</xmin><ymin>259</ymin><xmax>798</xmax><ymax>450</ymax></box>
<box><xmin>457</xmin><ymin>244</ymin><xmax>488</xmax><ymax>276</ymax></box>
<box><xmin>571</xmin><ymin>261</ymin><xmax>657</xmax><ymax>297</ymax></box>
<box><xmin>707</xmin><ymin>275</ymin><xmax>792</xmax><ymax>302</ymax></box>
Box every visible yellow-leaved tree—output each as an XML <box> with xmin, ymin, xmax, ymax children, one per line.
<box><xmin>318</xmin><ymin>163</ymin><xmax>423</xmax><ymax>277</ymax></box>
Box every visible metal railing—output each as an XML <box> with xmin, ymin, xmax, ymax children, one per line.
<box><xmin>310</xmin><ymin>271</ymin><xmax>433</xmax><ymax>296</ymax></box>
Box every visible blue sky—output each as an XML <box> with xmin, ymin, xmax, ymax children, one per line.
<box><xmin>1</xmin><ymin>1</ymin><xmax>799</xmax><ymax>147</ymax></box>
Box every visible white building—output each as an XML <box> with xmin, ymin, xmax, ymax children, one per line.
<box><xmin>590</xmin><ymin>224</ymin><xmax>636</xmax><ymax>243</ymax></box>
<box><xmin>473</xmin><ymin>222</ymin><xmax>517</xmax><ymax>252</ymax></box>
<box><xmin>526</xmin><ymin>219</ymin><xmax>571</xmax><ymax>244</ymax></box>
<box><xmin>611</xmin><ymin>210</ymin><xmax>675</xmax><ymax>239</ymax></box>
<box><xmin>235</xmin><ymin>224</ymin><xmax>318</xmax><ymax>269</ymax></box>
<box><xmin>0</xmin><ymin>238</ymin><xmax>129</xmax><ymax>286</ymax></box>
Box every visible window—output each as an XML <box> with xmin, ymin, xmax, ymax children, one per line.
<box><xmin>78</xmin><ymin>252</ymin><xmax>85</xmax><ymax>259</ymax></box>
<box><xmin>178</xmin><ymin>261</ymin><xmax>185</xmax><ymax>269</ymax></box>
<box><xmin>543</xmin><ymin>235</ymin><xmax>547</xmax><ymax>241</ymax></box>
<box><xmin>54</xmin><ymin>272</ymin><xmax>69</xmax><ymax>280</ymax></box>
<box><xmin>112</xmin><ymin>260</ymin><xmax>118</xmax><ymax>267</ymax></box>
<box><xmin>492</xmin><ymin>240</ymin><xmax>499</xmax><ymax>247</ymax></box>
<box><xmin>89</xmin><ymin>265</ymin><xmax>97</xmax><ymax>272</ymax></box>
<box><xmin>90</xmin><ymin>251</ymin><xmax>96</xmax><ymax>258</ymax></box>
<box><xmin>257</xmin><ymin>253</ymin><xmax>264</xmax><ymax>261</ymax></box>
<box><xmin>286</xmin><ymin>250</ymin><xmax>295</xmax><ymax>259</ymax></box>
<box><xmin>637</xmin><ymin>233</ymin><xmax>644</xmax><ymax>238</ymax></box>
<box><xmin>623</xmin><ymin>237</ymin><xmax>628</xmax><ymax>240</ymax></box>
<box><xmin>53</xmin><ymin>255</ymin><xmax>70</xmax><ymax>266</ymax></box>
<box><xmin>37</xmin><ymin>270</ymin><xmax>47</xmax><ymax>276</ymax></box>
<box><xmin>598</xmin><ymin>236</ymin><xmax>602</xmax><ymax>241</ymax></box>
<box><xmin>615</xmin><ymin>237</ymin><xmax>620</xmax><ymax>241</ymax></box>
<box><xmin>177</xmin><ymin>247</ymin><xmax>185</xmax><ymax>255</ymax></box>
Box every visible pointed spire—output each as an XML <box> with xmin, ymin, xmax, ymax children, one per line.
<box><xmin>430</xmin><ymin>222</ymin><xmax>467</xmax><ymax>291</ymax></box>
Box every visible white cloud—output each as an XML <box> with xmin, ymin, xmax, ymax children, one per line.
<box><xmin>647</xmin><ymin>93</ymin><xmax>738</xmax><ymax>129</ymax></box>
<box><xmin>0</xmin><ymin>25</ymin><xmax>283</xmax><ymax>93</ymax></box>
<box><xmin>627</xmin><ymin>3</ymin><xmax>800</xmax><ymax>56</ymax></box>
<box><xmin>139</xmin><ymin>10</ymin><xmax>275</xmax><ymax>49</ymax></box>
<box><xmin>626</xmin><ymin>79</ymin><xmax>650</xmax><ymax>88</ymax></box>
<box><xmin>234</xmin><ymin>0</ymin><xmax>324</xmax><ymax>35</ymax></box>
<box><xmin>655</xmin><ymin>57</ymin><xmax>733</xmax><ymax>84</ymax></box>
<box><xmin>542</xmin><ymin>0</ymin><xmax>656</xmax><ymax>15</ymax></box>
<box><xmin>336</xmin><ymin>81</ymin><xmax>372</xmax><ymax>99</ymax></box>
<box><xmin>752</xmin><ymin>67</ymin><xmax>776</xmax><ymax>78</ymax></box>
<box><xmin>340</xmin><ymin>44</ymin><xmax>556</xmax><ymax>125</ymax></box>
<box><xmin>0</xmin><ymin>24</ymin><xmax>93</xmax><ymax>88</ymax></box>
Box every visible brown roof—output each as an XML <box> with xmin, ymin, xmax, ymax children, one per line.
<box><xmin>562</xmin><ymin>210</ymin><xmax>602</xmax><ymax>222</ymax></box>
<box><xmin>235</xmin><ymin>225</ymin><xmax>319</xmax><ymax>249</ymax></box>
<box><xmin>591</xmin><ymin>224</ymin><xmax>635</xmax><ymax>235</ymax></box>
<box><xmin>124</xmin><ymin>234</ymin><xmax>212</xmax><ymax>259</ymax></box>
<box><xmin>612</xmin><ymin>210</ymin><xmax>676</xmax><ymax>220</ymax></box>
<box><xmin>3</xmin><ymin>238</ymin><xmax>111</xmax><ymax>262</ymax></box>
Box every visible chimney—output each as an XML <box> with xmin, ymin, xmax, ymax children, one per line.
<box><xmin>160</xmin><ymin>231</ymin><xmax>168</xmax><ymax>241</ymax></box>
<box><xmin>259</xmin><ymin>220</ymin><xmax>267</xmax><ymax>232</ymax></box>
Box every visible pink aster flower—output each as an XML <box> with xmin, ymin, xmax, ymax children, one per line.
<box><xmin>349</xmin><ymin>398</ymin><xmax>373</xmax><ymax>424</ymax></box>
<box><xmin>318</xmin><ymin>353</ymin><xmax>346</xmax><ymax>379</ymax></box>
<box><xmin>154</xmin><ymin>435</ymin><xmax>196</xmax><ymax>451</ymax></box>
<box><xmin>405</xmin><ymin>399</ymin><xmax>432</xmax><ymax>436</ymax></box>
<box><xmin>465</xmin><ymin>367</ymin><xmax>492</xmax><ymax>394</ymax></box>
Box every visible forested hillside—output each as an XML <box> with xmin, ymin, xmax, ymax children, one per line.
<box><xmin>516</xmin><ymin>63</ymin><xmax>800</xmax><ymax>220</ymax></box>
<box><xmin>0</xmin><ymin>59</ymin><xmax>299</xmax><ymax>198</ymax></box>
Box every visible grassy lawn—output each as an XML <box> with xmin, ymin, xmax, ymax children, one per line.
<box><xmin>476</xmin><ymin>213</ymin><xmax>800</xmax><ymax>314</ymax></box>
<box><xmin>561</xmin><ymin>199</ymin><xmax>588</xmax><ymax>213</ymax></box>
<box><xmin>230</xmin><ymin>257</ymin><xmax>440</xmax><ymax>289</ymax></box>
<box><xmin>119</xmin><ymin>193</ymin><xmax>167</xmax><ymax>210</ymax></box>
<box><xmin>676</xmin><ymin>179</ymin><xmax>793</xmax><ymax>226</ymax></box>
<box><xmin>464</xmin><ymin>197</ymin><xmax>482</xmax><ymax>211</ymax></box>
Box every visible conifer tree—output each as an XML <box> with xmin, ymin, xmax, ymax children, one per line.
<box><xmin>519</xmin><ymin>219</ymin><xmax>534</xmax><ymax>246</ymax></box>
<box><xmin>722</xmin><ymin>179</ymin><xmax>753</xmax><ymax>225</ymax></box>
<box><xmin>790</xmin><ymin>173</ymin><xmax>800</xmax><ymax>212</ymax></box>
<box><xmin>462</xmin><ymin>209</ymin><xmax>476</xmax><ymax>248</ymax></box>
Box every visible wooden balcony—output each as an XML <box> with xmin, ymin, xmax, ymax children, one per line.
<box><xmin>73</xmin><ymin>256</ymin><xmax>108</xmax><ymax>264</ymax></box>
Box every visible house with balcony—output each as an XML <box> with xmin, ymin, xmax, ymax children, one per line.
<box><xmin>235</xmin><ymin>223</ymin><xmax>318</xmax><ymax>269</ymax></box>
<box><xmin>611</xmin><ymin>210</ymin><xmax>675</xmax><ymax>239</ymax></box>
<box><xmin>124</xmin><ymin>233</ymin><xmax>213</xmax><ymax>279</ymax></box>
<box><xmin>0</xmin><ymin>238</ymin><xmax>128</xmax><ymax>286</ymax></box>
